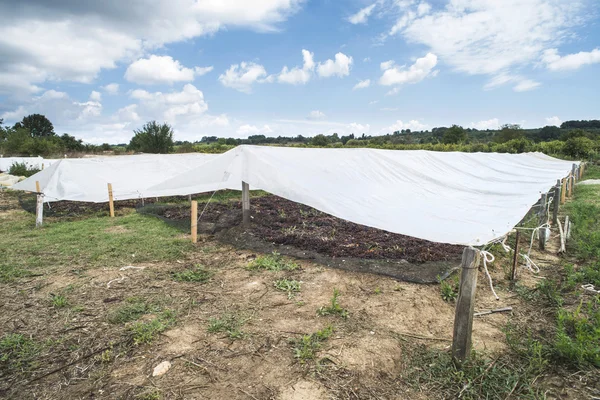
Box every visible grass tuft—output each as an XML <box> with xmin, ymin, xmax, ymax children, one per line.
<box><xmin>317</xmin><ymin>289</ymin><xmax>348</xmax><ymax>318</ymax></box>
<box><xmin>207</xmin><ymin>313</ymin><xmax>245</xmax><ymax>339</ymax></box>
<box><xmin>171</xmin><ymin>264</ymin><xmax>213</xmax><ymax>283</ymax></box>
<box><xmin>291</xmin><ymin>325</ymin><xmax>334</xmax><ymax>363</ymax></box>
<box><xmin>247</xmin><ymin>252</ymin><xmax>299</xmax><ymax>272</ymax></box>
<box><xmin>273</xmin><ymin>278</ymin><xmax>301</xmax><ymax>299</ymax></box>
<box><xmin>129</xmin><ymin>310</ymin><xmax>176</xmax><ymax>345</ymax></box>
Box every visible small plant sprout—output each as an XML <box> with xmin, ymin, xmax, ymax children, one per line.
<box><xmin>248</xmin><ymin>252</ymin><xmax>299</xmax><ymax>272</ymax></box>
<box><xmin>291</xmin><ymin>325</ymin><xmax>334</xmax><ymax>362</ymax></box>
<box><xmin>51</xmin><ymin>294</ymin><xmax>68</xmax><ymax>308</ymax></box>
<box><xmin>317</xmin><ymin>289</ymin><xmax>348</xmax><ymax>319</ymax></box>
<box><xmin>274</xmin><ymin>278</ymin><xmax>302</xmax><ymax>299</ymax></box>
<box><xmin>438</xmin><ymin>275</ymin><xmax>458</xmax><ymax>302</ymax></box>
<box><xmin>207</xmin><ymin>313</ymin><xmax>245</xmax><ymax>339</ymax></box>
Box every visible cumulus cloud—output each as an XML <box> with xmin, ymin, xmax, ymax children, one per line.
<box><xmin>353</xmin><ymin>79</ymin><xmax>371</xmax><ymax>90</ymax></box>
<box><xmin>348</xmin><ymin>4</ymin><xmax>377</xmax><ymax>24</ymax></box>
<box><xmin>379</xmin><ymin>53</ymin><xmax>438</xmax><ymax>86</ymax></box>
<box><xmin>307</xmin><ymin>110</ymin><xmax>326</xmax><ymax>120</ymax></box>
<box><xmin>317</xmin><ymin>53</ymin><xmax>353</xmax><ymax>78</ymax></box>
<box><xmin>219</xmin><ymin>62</ymin><xmax>270</xmax><ymax>93</ymax></box>
<box><xmin>387</xmin><ymin>119</ymin><xmax>428</xmax><ymax>132</ymax></box>
<box><xmin>470</xmin><ymin>118</ymin><xmax>499</xmax><ymax>130</ymax></box>
<box><xmin>129</xmin><ymin>83</ymin><xmax>208</xmax><ymax>120</ymax></box>
<box><xmin>125</xmin><ymin>55</ymin><xmax>212</xmax><ymax>85</ymax></box>
<box><xmin>236</xmin><ymin>124</ymin><xmax>273</xmax><ymax>136</ymax></box>
<box><xmin>278</xmin><ymin>49</ymin><xmax>315</xmax><ymax>85</ymax></box>
<box><xmin>546</xmin><ymin>116</ymin><xmax>562</xmax><ymax>127</ymax></box>
<box><xmin>89</xmin><ymin>91</ymin><xmax>102</xmax><ymax>102</ymax></box>
<box><xmin>542</xmin><ymin>48</ymin><xmax>600</xmax><ymax>71</ymax></box>
<box><xmin>102</xmin><ymin>83</ymin><xmax>119</xmax><ymax>94</ymax></box>
<box><xmin>348</xmin><ymin>122</ymin><xmax>370</xmax><ymax>133</ymax></box>
<box><xmin>0</xmin><ymin>0</ymin><xmax>304</xmax><ymax>95</ymax></box>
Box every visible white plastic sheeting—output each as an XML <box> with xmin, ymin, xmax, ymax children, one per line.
<box><xmin>0</xmin><ymin>157</ymin><xmax>58</xmax><ymax>172</ymax></box>
<box><xmin>12</xmin><ymin>146</ymin><xmax>577</xmax><ymax>246</ymax></box>
<box><xmin>12</xmin><ymin>153</ymin><xmax>218</xmax><ymax>202</ymax></box>
<box><xmin>148</xmin><ymin>146</ymin><xmax>578</xmax><ymax>246</ymax></box>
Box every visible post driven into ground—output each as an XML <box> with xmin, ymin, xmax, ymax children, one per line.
<box><xmin>452</xmin><ymin>246</ymin><xmax>480</xmax><ymax>363</ymax></box>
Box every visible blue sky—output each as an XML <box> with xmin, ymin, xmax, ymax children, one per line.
<box><xmin>0</xmin><ymin>0</ymin><xmax>599</xmax><ymax>144</ymax></box>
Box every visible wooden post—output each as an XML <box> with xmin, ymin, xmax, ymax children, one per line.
<box><xmin>35</xmin><ymin>181</ymin><xmax>43</xmax><ymax>228</ymax></box>
<box><xmin>561</xmin><ymin>178</ymin><xmax>566</xmax><ymax>204</ymax></box>
<box><xmin>191</xmin><ymin>200</ymin><xmax>198</xmax><ymax>243</ymax></box>
<box><xmin>242</xmin><ymin>181</ymin><xmax>250</xmax><ymax>225</ymax></box>
<box><xmin>511</xmin><ymin>231</ymin><xmax>520</xmax><ymax>281</ymax></box>
<box><xmin>452</xmin><ymin>247</ymin><xmax>480</xmax><ymax>363</ymax></box>
<box><xmin>552</xmin><ymin>181</ymin><xmax>560</xmax><ymax>225</ymax></box>
<box><xmin>107</xmin><ymin>183</ymin><xmax>115</xmax><ymax>218</ymax></box>
<box><xmin>538</xmin><ymin>193</ymin><xmax>547</xmax><ymax>250</ymax></box>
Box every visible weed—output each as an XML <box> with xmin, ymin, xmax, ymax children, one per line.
<box><xmin>8</xmin><ymin>162</ymin><xmax>40</xmax><ymax>177</ymax></box>
<box><xmin>129</xmin><ymin>310</ymin><xmax>176</xmax><ymax>345</ymax></box>
<box><xmin>536</xmin><ymin>279</ymin><xmax>563</xmax><ymax>307</ymax></box>
<box><xmin>51</xmin><ymin>294</ymin><xmax>68</xmax><ymax>308</ymax></box>
<box><xmin>207</xmin><ymin>313</ymin><xmax>245</xmax><ymax>339</ymax></box>
<box><xmin>108</xmin><ymin>298</ymin><xmax>155</xmax><ymax>324</ymax></box>
<box><xmin>291</xmin><ymin>325</ymin><xmax>334</xmax><ymax>362</ymax></box>
<box><xmin>317</xmin><ymin>289</ymin><xmax>348</xmax><ymax>319</ymax></box>
<box><xmin>553</xmin><ymin>300</ymin><xmax>600</xmax><ymax>368</ymax></box>
<box><xmin>0</xmin><ymin>333</ymin><xmax>42</xmax><ymax>372</ymax></box>
<box><xmin>374</xmin><ymin>287</ymin><xmax>382</xmax><ymax>295</ymax></box>
<box><xmin>439</xmin><ymin>276</ymin><xmax>458</xmax><ymax>302</ymax></box>
<box><xmin>273</xmin><ymin>278</ymin><xmax>301</xmax><ymax>299</ymax></box>
<box><xmin>136</xmin><ymin>388</ymin><xmax>162</xmax><ymax>400</ymax></box>
<box><xmin>171</xmin><ymin>264</ymin><xmax>213</xmax><ymax>283</ymax></box>
<box><xmin>278</xmin><ymin>209</ymin><xmax>286</xmax><ymax>219</ymax></box>
<box><xmin>99</xmin><ymin>349</ymin><xmax>114</xmax><ymax>363</ymax></box>
<box><xmin>282</xmin><ymin>225</ymin><xmax>297</xmax><ymax>235</ymax></box>
<box><xmin>248</xmin><ymin>252</ymin><xmax>299</xmax><ymax>272</ymax></box>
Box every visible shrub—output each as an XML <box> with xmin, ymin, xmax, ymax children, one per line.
<box><xmin>564</xmin><ymin>136</ymin><xmax>595</xmax><ymax>159</ymax></box>
<box><xmin>128</xmin><ymin>121</ymin><xmax>174</xmax><ymax>154</ymax></box>
<box><xmin>8</xmin><ymin>162</ymin><xmax>40</xmax><ymax>177</ymax></box>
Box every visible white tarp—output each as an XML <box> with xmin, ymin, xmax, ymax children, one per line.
<box><xmin>12</xmin><ymin>153</ymin><xmax>219</xmax><ymax>202</ymax></box>
<box><xmin>148</xmin><ymin>146</ymin><xmax>578</xmax><ymax>246</ymax></box>
<box><xmin>0</xmin><ymin>157</ymin><xmax>58</xmax><ymax>172</ymax></box>
<box><xmin>12</xmin><ymin>146</ymin><xmax>577</xmax><ymax>246</ymax></box>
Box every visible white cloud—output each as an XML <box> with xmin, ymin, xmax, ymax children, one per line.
<box><xmin>387</xmin><ymin>119</ymin><xmax>428</xmax><ymax>132</ymax></box>
<box><xmin>129</xmin><ymin>83</ymin><xmax>208</xmax><ymax>120</ymax></box>
<box><xmin>545</xmin><ymin>116</ymin><xmax>562</xmax><ymax>127</ymax></box>
<box><xmin>102</xmin><ymin>83</ymin><xmax>119</xmax><ymax>95</ymax></box>
<box><xmin>417</xmin><ymin>2</ymin><xmax>431</xmax><ymax>15</ymax></box>
<box><xmin>89</xmin><ymin>91</ymin><xmax>102</xmax><ymax>102</ymax></box>
<box><xmin>278</xmin><ymin>49</ymin><xmax>315</xmax><ymax>85</ymax></box>
<box><xmin>348</xmin><ymin>4</ymin><xmax>377</xmax><ymax>24</ymax></box>
<box><xmin>348</xmin><ymin>122</ymin><xmax>370</xmax><ymax>133</ymax></box>
<box><xmin>236</xmin><ymin>124</ymin><xmax>273</xmax><ymax>136</ymax></box>
<box><xmin>369</xmin><ymin>100</ymin><xmax>379</xmax><ymax>105</ymax></box>
<box><xmin>0</xmin><ymin>0</ymin><xmax>304</xmax><ymax>95</ymax></box>
<box><xmin>513</xmin><ymin>79</ymin><xmax>540</xmax><ymax>92</ymax></box>
<box><xmin>125</xmin><ymin>55</ymin><xmax>212</xmax><ymax>85</ymax></box>
<box><xmin>387</xmin><ymin>0</ymin><xmax>584</xmax><ymax>85</ymax></box>
<box><xmin>353</xmin><ymin>79</ymin><xmax>371</xmax><ymax>90</ymax></box>
<box><xmin>219</xmin><ymin>62</ymin><xmax>270</xmax><ymax>93</ymax></box>
<box><xmin>542</xmin><ymin>48</ymin><xmax>600</xmax><ymax>71</ymax></box>
<box><xmin>317</xmin><ymin>53</ymin><xmax>353</xmax><ymax>78</ymax></box>
<box><xmin>379</xmin><ymin>53</ymin><xmax>437</xmax><ymax>86</ymax></box>
<box><xmin>380</xmin><ymin>60</ymin><xmax>395</xmax><ymax>70</ymax></box>
<box><xmin>470</xmin><ymin>118</ymin><xmax>499</xmax><ymax>130</ymax></box>
<box><xmin>307</xmin><ymin>110</ymin><xmax>326</xmax><ymax>120</ymax></box>
<box><xmin>363</xmin><ymin>57</ymin><xmax>371</xmax><ymax>62</ymax></box>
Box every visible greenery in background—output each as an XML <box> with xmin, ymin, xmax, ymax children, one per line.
<box><xmin>8</xmin><ymin>162</ymin><xmax>40</xmax><ymax>177</ymax></box>
<box><xmin>128</xmin><ymin>120</ymin><xmax>174</xmax><ymax>154</ymax></box>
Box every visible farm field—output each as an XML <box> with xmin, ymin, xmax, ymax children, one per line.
<box><xmin>1</xmin><ymin>175</ymin><xmax>599</xmax><ymax>399</ymax></box>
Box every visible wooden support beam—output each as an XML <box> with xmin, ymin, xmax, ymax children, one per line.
<box><xmin>552</xmin><ymin>180</ymin><xmax>560</xmax><ymax>225</ymax></box>
<box><xmin>35</xmin><ymin>181</ymin><xmax>43</xmax><ymax>228</ymax></box>
<box><xmin>242</xmin><ymin>181</ymin><xmax>250</xmax><ymax>225</ymax></box>
<box><xmin>191</xmin><ymin>200</ymin><xmax>198</xmax><ymax>243</ymax></box>
<box><xmin>511</xmin><ymin>231</ymin><xmax>520</xmax><ymax>281</ymax></box>
<box><xmin>561</xmin><ymin>178</ymin><xmax>566</xmax><ymax>204</ymax></box>
<box><xmin>538</xmin><ymin>193</ymin><xmax>547</xmax><ymax>250</ymax></box>
<box><xmin>107</xmin><ymin>183</ymin><xmax>115</xmax><ymax>218</ymax></box>
<box><xmin>452</xmin><ymin>247</ymin><xmax>480</xmax><ymax>364</ymax></box>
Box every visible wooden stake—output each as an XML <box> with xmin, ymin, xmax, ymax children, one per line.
<box><xmin>538</xmin><ymin>193</ymin><xmax>547</xmax><ymax>250</ymax></box>
<box><xmin>452</xmin><ymin>247</ymin><xmax>480</xmax><ymax>363</ymax></box>
<box><xmin>242</xmin><ymin>181</ymin><xmax>250</xmax><ymax>225</ymax></box>
<box><xmin>191</xmin><ymin>200</ymin><xmax>198</xmax><ymax>243</ymax></box>
<box><xmin>107</xmin><ymin>183</ymin><xmax>115</xmax><ymax>218</ymax></box>
<box><xmin>511</xmin><ymin>231</ymin><xmax>520</xmax><ymax>281</ymax></box>
<box><xmin>552</xmin><ymin>181</ymin><xmax>560</xmax><ymax>225</ymax></box>
<box><xmin>35</xmin><ymin>181</ymin><xmax>43</xmax><ymax>228</ymax></box>
<box><xmin>560</xmin><ymin>178</ymin><xmax>566</xmax><ymax>204</ymax></box>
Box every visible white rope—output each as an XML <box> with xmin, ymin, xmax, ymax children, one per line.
<box><xmin>500</xmin><ymin>236</ymin><xmax>511</xmax><ymax>253</ymax></box>
<box><xmin>582</xmin><ymin>284</ymin><xmax>600</xmax><ymax>294</ymax></box>
<box><xmin>197</xmin><ymin>190</ymin><xmax>220</xmax><ymax>222</ymax></box>
<box><xmin>479</xmin><ymin>250</ymin><xmax>500</xmax><ymax>300</ymax></box>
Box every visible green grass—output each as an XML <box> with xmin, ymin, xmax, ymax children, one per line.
<box><xmin>207</xmin><ymin>313</ymin><xmax>245</xmax><ymax>339</ymax></box>
<box><xmin>247</xmin><ymin>252</ymin><xmax>299</xmax><ymax>272</ymax></box>
<box><xmin>291</xmin><ymin>325</ymin><xmax>334</xmax><ymax>363</ymax></box>
<box><xmin>0</xmin><ymin>211</ymin><xmax>194</xmax><ymax>283</ymax></box>
<box><xmin>317</xmin><ymin>289</ymin><xmax>348</xmax><ymax>319</ymax></box>
<box><xmin>108</xmin><ymin>297</ymin><xmax>157</xmax><ymax>324</ymax></box>
<box><xmin>0</xmin><ymin>333</ymin><xmax>43</xmax><ymax>372</ymax></box>
<box><xmin>171</xmin><ymin>264</ymin><xmax>213</xmax><ymax>283</ymax></box>
<box><xmin>273</xmin><ymin>278</ymin><xmax>301</xmax><ymax>299</ymax></box>
<box><xmin>129</xmin><ymin>310</ymin><xmax>176</xmax><ymax>345</ymax></box>
<box><xmin>51</xmin><ymin>294</ymin><xmax>69</xmax><ymax>308</ymax></box>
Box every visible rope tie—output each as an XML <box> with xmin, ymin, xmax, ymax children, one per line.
<box><xmin>500</xmin><ymin>236</ymin><xmax>511</xmax><ymax>253</ymax></box>
<box><xmin>198</xmin><ymin>190</ymin><xmax>220</xmax><ymax>222</ymax></box>
<box><xmin>480</xmin><ymin>250</ymin><xmax>499</xmax><ymax>301</ymax></box>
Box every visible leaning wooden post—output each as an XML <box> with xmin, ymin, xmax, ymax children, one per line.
<box><xmin>191</xmin><ymin>200</ymin><xmax>198</xmax><ymax>243</ymax></box>
<box><xmin>242</xmin><ymin>181</ymin><xmax>250</xmax><ymax>225</ymax></box>
<box><xmin>35</xmin><ymin>181</ymin><xmax>43</xmax><ymax>228</ymax></box>
<box><xmin>538</xmin><ymin>193</ymin><xmax>547</xmax><ymax>250</ymax></box>
<box><xmin>107</xmin><ymin>183</ymin><xmax>115</xmax><ymax>218</ymax></box>
<box><xmin>452</xmin><ymin>247</ymin><xmax>480</xmax><ymax>363</ymax></box>
<box><xmin>560</xmin><ymin>178</ymin><xmax>567</xmax><ymax>204</ymax></box>
<box><xmin>570</xmin><ymin>164</ymin><xmax>577</xmax><ymax>195</ymax></box>
<box><xmin>552</xmin><ymin>180</ymin><xmax>560</xmax><ymax>225</ymax></box>
<box><xmin>511</xmin><ymin>231</ymin><xmax>520</xmax><ymax>281</ymax></box>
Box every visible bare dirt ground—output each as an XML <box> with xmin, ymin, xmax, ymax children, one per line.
<box><xmin>0</xmin><ymin>191</ymin><xmax>595</xmax><ymax>399</ymax></box>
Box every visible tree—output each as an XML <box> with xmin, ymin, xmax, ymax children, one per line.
<box><xmin>128</xmin><ymin>121</ymin><xmax>174</xmax><ymax>154</ymax></box>
<box><xmin>14</xmin><ymin>114</ymin><xmax>55</xmax><ymax>137</ymax></box>
<box><xmin>495</xmin><ymin>124</ymin><xmax>523</xmax><ymax>143</ymax></box>
<box><xmin>442</xmin><ymin>125</ymin><xmax>467</xmax><ymax>144</ymax></box>
<box><xmin>535</xmin><ymin>126</ymin><xmax>562</xmax><ymax>142</ymax></box>
<box><xmin>60</xmin><ymin>134</ymin><xmax>85</xmax><ymax>151</ymax></box>
<box><xmin>564</xmin><ymin>137</ymin><xmax>595</xmax><ymax>159</ymax></box>
<box><xmin>310</xmin><ymin>134</ymin><xmax>329</xmax><ymax>147</ymax></box>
